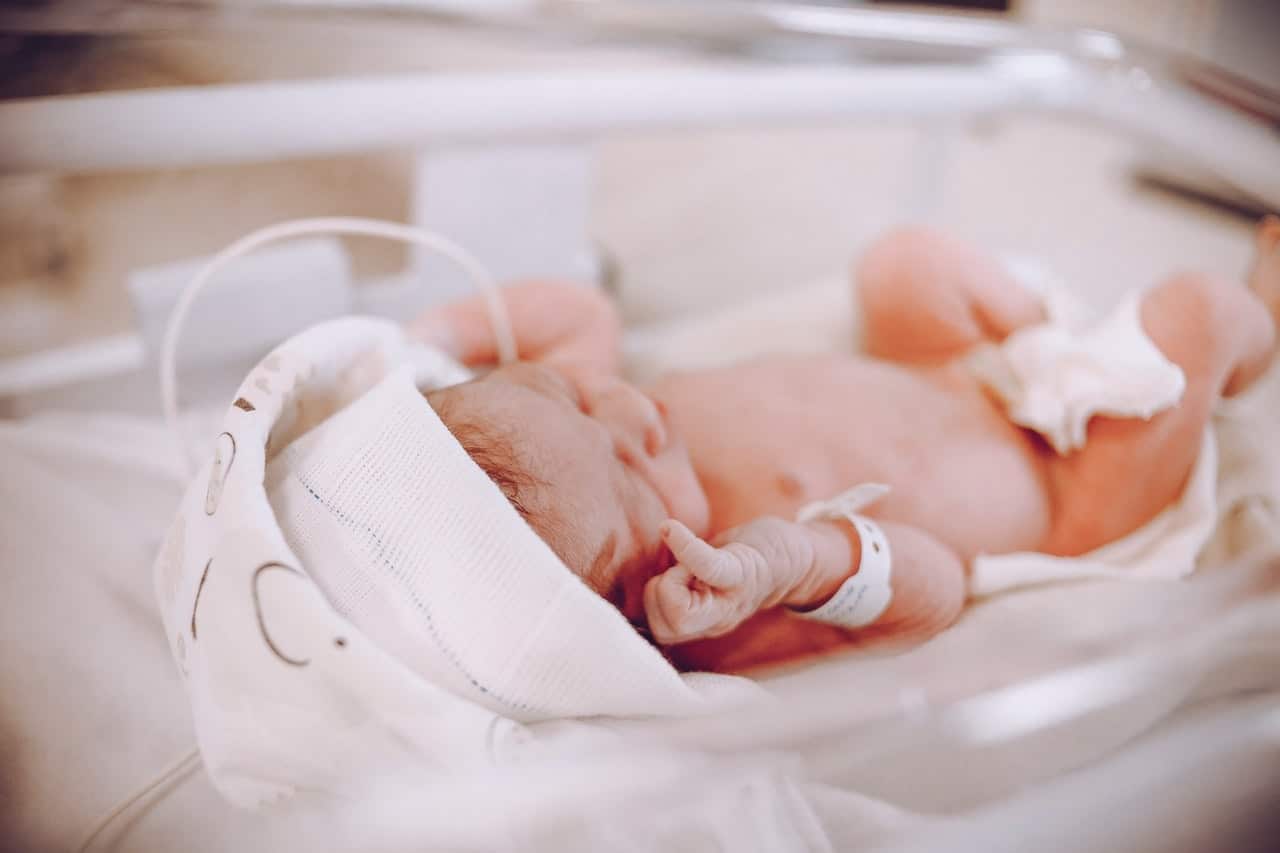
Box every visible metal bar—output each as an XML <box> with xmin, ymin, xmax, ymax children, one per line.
<box><xmin>0</xmin><ymin>65</ymin><xmax>1034</xmax><ymax>172</ymax></box>
<box><xmin>1</xmin><ymin>4</ymin><xmax>1276</xmax><ymax>206</ymax></box>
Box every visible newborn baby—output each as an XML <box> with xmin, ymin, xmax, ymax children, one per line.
<box><xmin>412</xmin><ymin>223</ymin><xmax>1280</xmax><ymax>673</ymax></box>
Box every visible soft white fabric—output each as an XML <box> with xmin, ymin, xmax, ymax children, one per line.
<box><xmin>264</xmin><ymin>362</ymin><xmax>729</xmax><ymax>721</ymax></box>
<box><xmin>153</xmin><ymin>316</ymin><xmax>750</xmax><ymax>810</ymax></box>
<box><xmin>961</xmin><ymin>269</ymin><xmax>1218</xmax><ymax>596</ymax></box>
<box><xmin>5</xmin><ymin>272</ymin><xmax>1280</xmax><ymax>852</ymax></box>
<box><xmin>967</xmin><ymin>291</ymin><xmax>1186</xmax><ymax>455</ymax></box>
<box><xmin>7</xmin><ymin>402</ymin><xmax>1277</xmax><ymax>852</ymax></box>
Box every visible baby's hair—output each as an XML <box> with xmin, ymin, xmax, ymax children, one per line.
<box><xmin>430</xmin><ymin>389</ymin><xmax>581</xmax><ymax>566</ymax></box>
<box><xmin>430</xmin><ymin>387</ymin><xmax>615</xmax><ymax>594</ymax></box>
<box><xmin>432</xmin><ymin>395</ymin><xmax>538</xmax><ymax>520</ymax></box>
<box><xmin>461</xmin><ymin>432</ymin><xmax>535</xmax><ymax>520</ymax></box>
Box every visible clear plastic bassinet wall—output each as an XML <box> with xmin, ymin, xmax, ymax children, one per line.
<box><xmin>0</xmin><ymin>4</ymin><xmax>1278</xmax><ymax>853</ymax></box>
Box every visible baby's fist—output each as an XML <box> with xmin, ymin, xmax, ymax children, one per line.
<box><xmin>643</xmin><ymin>517</ymin><xmax>812</xmax><ymax>645</ymax></box>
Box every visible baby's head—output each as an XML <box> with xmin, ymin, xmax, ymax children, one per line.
<box><xmin>428</xmin><ymin>362</ymin><xmax>709</xmax><ymax>622</ymax></box>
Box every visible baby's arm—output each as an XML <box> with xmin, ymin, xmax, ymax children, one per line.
<box><xmin>408</xmin><ymin>281</ymin><xmax>622</xmax><ymax>374</ymax></box>
<box><xmin>645</xmin><ymin>515</ymin><xmax>965</xmax><ymax>647</ymax></box>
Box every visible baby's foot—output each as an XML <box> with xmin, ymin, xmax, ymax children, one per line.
<box><xmin>1248</xmin><ymin>215</ymin><xmax>1280</xmax><ymax>328</ymax></box>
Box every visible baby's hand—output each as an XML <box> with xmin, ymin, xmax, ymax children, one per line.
<box><xmin>643</xmin><ymin>518</ymin><xmax>813</xmax><ymax>645</ymax></box>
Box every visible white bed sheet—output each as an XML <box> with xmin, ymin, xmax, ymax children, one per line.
<box><xmin>3</xmin><ymin>277</ymin><xmax>1279</xmax><ymax>852</ymax></box>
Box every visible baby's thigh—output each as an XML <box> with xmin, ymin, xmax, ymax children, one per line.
<box><xmin>1043</xmin><ymin>402</ymin><xmax>1211</xmax><ymax>556</ymax></box>
<box><xmin>1042</xmin><ymin>276</ymin><xmax>1246</xmax><ymax>554</ymax></box>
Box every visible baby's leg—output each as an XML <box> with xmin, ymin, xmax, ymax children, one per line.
<box><xmin>856</xmin><ymin>226</ymin><xmax>1046</xmax><ymax>364</ymax></box>
<box><xmin>1045</xmin><ymin>266</ymin><xmax>1277</xmax><ymax>556</ymax></box>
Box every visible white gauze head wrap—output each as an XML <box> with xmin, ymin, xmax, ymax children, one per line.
<box><xmin>261</xmin><ymin>318</ymin><xmax>708</xmax><ymax>720</ymax></box>
<box><xmin>154</xmin><ymin>316</ymin><xmax>749</xmax><ymax>808</ymax></box>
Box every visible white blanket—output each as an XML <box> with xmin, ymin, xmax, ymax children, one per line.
<box><xmin>3</xmin><ymin>277</ymin><xmax>1279</xmax><ymax>852</ymax></box>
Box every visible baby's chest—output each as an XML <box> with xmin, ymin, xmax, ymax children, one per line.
<box><xmin>666</xmin><ymin>362</ymin><xmax>1050</xmax><ymax>554</ymax></box>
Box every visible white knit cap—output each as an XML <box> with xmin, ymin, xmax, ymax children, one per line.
<box><xmin>261</xmin><ymin>329</ymin><xmax>710</xmax><ymax>721</ymax></box>
<box><xmin>154</xmin><ymin>318</ymin><xmax>745</xmax><ymax>811</ymax></box>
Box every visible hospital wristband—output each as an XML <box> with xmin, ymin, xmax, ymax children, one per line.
<box><xmin>787</xmin><ymin>512</ymin><xmax>893</xmax><ymax>630</ymax></box>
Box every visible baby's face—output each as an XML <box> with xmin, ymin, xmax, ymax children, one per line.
<box><xmin>430</xmin><ymin>363</ymin><xmax>709</xmax><ymax>623</ymax></box>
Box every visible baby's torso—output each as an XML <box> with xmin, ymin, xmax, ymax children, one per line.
<box><xmin>650</xmin><ymin>354</ymin><xmax>1053</xmax><ymax>563</ymax></box>
<box><xmin>648</xmin><ymin>354</ymin><xmax>1054</xmax><ymax>673</ymax></box>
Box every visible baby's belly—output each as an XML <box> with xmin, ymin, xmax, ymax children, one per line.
<box><xmin>657</xmin><ymin>358</ymin><xmax>1052</xmax><ymax>561</ymax></box>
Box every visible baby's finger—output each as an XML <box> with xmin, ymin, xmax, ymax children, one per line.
<box><xmin>645</xmin><ymin>566</ymin><xmax>731</xmax><ymax>645</ymax></box>
<box><xmin>660</xmin><ymin>520</ymin><xmax>742</xmax><ymax>589</ymax></box>
<box><xmin>643</xmin><ymin>568</ymin><xmax>693</xmax><ymax>645</ymax></box>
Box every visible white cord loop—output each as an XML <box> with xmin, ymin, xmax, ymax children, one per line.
<box><xmin>76</xmin><ymin>747</ymin><xmax>202</xmax><ymax>853</ymax></box>
<box><xmin>160</xmin><ymin>216</ymin><xmax>515</xmax><ymax>475</ymax></box>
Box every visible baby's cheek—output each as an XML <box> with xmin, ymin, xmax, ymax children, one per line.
<box><xmin>522</xmin><ymin>503</ymin><xmax>611</xmax><ymax>590</ymax></box>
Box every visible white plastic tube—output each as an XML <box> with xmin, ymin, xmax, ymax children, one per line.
<box><xmin>160</xmin><ymin>217</ymin><xmax>515</xmax><ymax>475</ymax></box>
